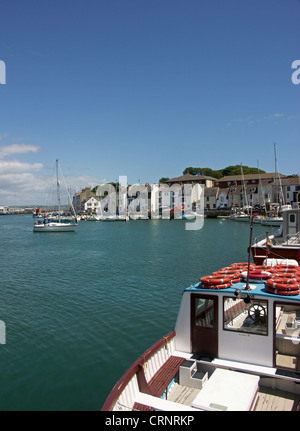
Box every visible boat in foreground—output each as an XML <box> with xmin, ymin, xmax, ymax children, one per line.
<box><xmin>102</xmin><ymin>259</ymin><xmax>300</xmax><ymax>411</ymax></box>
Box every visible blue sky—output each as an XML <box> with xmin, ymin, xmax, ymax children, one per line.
<box><xmin>0</xmin><ymin>0</ymin><xmax>299</xmax><ymax>205</ymax></box>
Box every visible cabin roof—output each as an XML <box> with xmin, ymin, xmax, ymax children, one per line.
<box><xmin>185</xmin><ymin>281</ymin><xmax>300</xmax><ymax>302</ymax></box>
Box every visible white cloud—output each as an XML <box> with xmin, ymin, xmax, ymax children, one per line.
<box><xmin>0</xmin><ymin>141</ymin><xmax>107</xmax><ymax>205</ymax></box>
<box><xmin>0</xmin><ymin>143</ymin><xmax>41</xmax><ymax>158</ymax></box>
<box><xmin>0</xmin><ymin>159</ymin><xmax>44</xmax><ymax>174</ymax></box>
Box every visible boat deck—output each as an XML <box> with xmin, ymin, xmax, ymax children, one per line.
<box><xmin>131</xmin><ymin>352</ymin><xmax>300</xmax><ymax>411</ymax></box>
<box><xmin>168</xmin><ymin>382</ymin><xmax>300</xmax><ymax>411</ymax></box>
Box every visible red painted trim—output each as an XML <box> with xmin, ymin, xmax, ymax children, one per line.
<box><xmin>101</xmin><ymin>330</ymin><xmax>176</xmax><ymax>411</ymax></box>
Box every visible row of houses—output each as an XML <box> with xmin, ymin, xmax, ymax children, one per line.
<box><xmin>166</xmin><ymin>173</ymin><xmax>300</xmax><ymax>210</ymax></box>
<box><xmin>72</xmin><ymin>172</ymin><xmax>300</xmax><ymax>214</ymax></box>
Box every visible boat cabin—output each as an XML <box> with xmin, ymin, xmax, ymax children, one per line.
<box><xmin>282</xmin><ymin>207</ymin><xmax>300</xmax><ymax>237</ymax></box>
<box><xmin>102</xmin><ymin>261</ymin><xmax>300</xmax><ymax>411</ymax></box>
<box><xmin>176</xmin><ymin>281</ymin><xmax>300</xmax><ymax>370</ymax></box>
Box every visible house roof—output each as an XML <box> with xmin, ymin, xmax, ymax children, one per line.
<box><xmin>216</xmin><ymin>172</ymin><xmax>285</xmax><ymax>182</ymax></box>
<box><xmin>280</xmin><ymin>177</ymin><xmax>300</xmax><ymax>186</ymax></box>
<box><xmin>204</xmin><ymin>187</ymin><xmax>219</xmax><ymax>197</ymax></box>
<box><xmin>167</xmin><ymin>174</ymin><xmax>217</xmax><ymax>183</ymax></box>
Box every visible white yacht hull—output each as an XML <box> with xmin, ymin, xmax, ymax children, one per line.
<box><xmin>33</xmin><ymin>222</ymin><xmax>77</xmax><ymax>232</ymax></box>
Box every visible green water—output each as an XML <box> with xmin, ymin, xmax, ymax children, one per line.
<box><xmin>0</xmin><ymin>215</ymin><xmax>269</xmax><ymax>411</ymax></box>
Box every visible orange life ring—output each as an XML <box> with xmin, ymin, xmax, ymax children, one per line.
<box><xmin>248</xmin><ymin>270</ymin><xmax>270</xmax><ymax>279</ymax></box>
<box><xmin>230</xmin><ymin>263</ymin><xmax>255</xmax><ymax>269</ymax></box>
<box><xmin>265</xmin><ymin>281</ymin><xmax>299</xmax><ymax>291</ymax></box>
<box><xmin>265</xmin><ymin>286</ymin><xmax>299</xmax><ymax>296</ymax></box>
<box><xmin>212</xmin><ymin>271</ymin><xmax>239</xmax><ymax>280</ymax></box>
<box><xmin>269</xmin><ymin>277</ymin><xmax>299</xmax><ymax>285</ymax></box>
<box><xmin>275</xmin><ymin>264</ymin><xmax>298</xmax><ymax>269</ymax></box>
<box><xmin>271</xmin><ymin>273</ymin><xmax>300</xmax><ymax>279</ymax></box>
<box><xmin>202</xmin><ymin>282</ymin><xmax>231</xmax><ymax>290</ymax></box>
<box><xmin>231</xmin><ymin>277</ymin><xmax>241</xmax><ymax>283</ymax></box>
<box><xmin>255</xmin><ymin>265</ymin><xmax>271</xmax><ymax>271</ymax></box>
<box><xmin>200</xmin><ymin>276</ymin><xmax>231</xmax><ymax>285</ymax></box>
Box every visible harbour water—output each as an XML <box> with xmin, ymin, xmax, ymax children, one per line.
<box><xmin>0</xmin><ymin>214</ymin><xmax>273</xmax><ymax>411</ymax></box>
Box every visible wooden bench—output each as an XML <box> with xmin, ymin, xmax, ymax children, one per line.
<box><xmin>133</xmin><ymin>355</ymin><xmax>185</xmax><ymax>411</ymax></box>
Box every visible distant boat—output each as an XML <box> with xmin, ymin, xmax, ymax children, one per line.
<box><xmin>261</xmin><ymin>216</ymin><xmax>283</xmax><ymax>226</ymax></box>
<box><xmin>233</xmin><ymin>212</ymin><xmax>250</xmax><ymax>222</ymax></box>
<box><xmin>33</xmin><ymin>160</ymin><xmax>78</xmax><ymax>233</ymax></box>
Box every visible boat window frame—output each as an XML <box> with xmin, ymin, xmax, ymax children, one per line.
<box><xmin>223</xmin><ymin>296</ymin><xmax>269</xmax><ymax>337</ymax></box>
<box><xmin>273</xmin><ymin>300</ymin><xmax>300</xmax><ymax>369</ymax></box>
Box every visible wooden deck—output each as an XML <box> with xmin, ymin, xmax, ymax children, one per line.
<box><xmin>132</xmin><ymin>352</ymin><xmax>300</xmax><ymax>411</ymax></box>
<box><xmin>168</xmin><ymin>382</ymin><xmax>300</xmax><ymax>411</ymax></box>
<box><xmin>255</xmin><ymin>387</ymin><xmax>300</xmax><ymax>411</ymax></box>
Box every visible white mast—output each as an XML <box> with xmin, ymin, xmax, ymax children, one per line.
<box><xmin>274</xmin><ymin>143</ymin><xmax>285</xmax><ymax>209</ymax></box>
<box><xmin>56</xmin><ymin>159</ymin><xmax>61</xmax><ymax>222</ymax></box>
<box><xmin>240</xmin><ymin>163</ymin><xmax>248</xmax><ymax>210</ymax></box>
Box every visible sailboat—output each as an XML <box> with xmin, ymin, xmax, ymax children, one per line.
<box><xmin>33</xmin><ymin>160</ymin><xmax>78</xmax><ymax>232</ymax></box>
<box><xmin>234</xmin><ymin>165</ymin><xmax>250</xmax><ymax>222</ymax></box>
<box><xmin>261</xmin><ymin>145</ymin><xmax>284</xmax><ymax>227</ymax></box>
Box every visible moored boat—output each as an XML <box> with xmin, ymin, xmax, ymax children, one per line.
<box><xmin>33</xmin><ymin>160</ymin><xmax>78</xmax><ymax>233</ymax></box>
<box><xmin>261</xmin><ymin>216</ymin><xmax>283</xmax><ymax>226</ymax></box>
<box><xmin>233</xmin><ymin>212</ymin><xmax>250</xmax><ymax>222</ymax></box>
<box><xmin>33</xmin><ymin>221</ymin><xmax>77</xmax><ymax>232</ymax></box>
<box><xmin>251</xmin><ymin>207</ymin><xmax>300</xmax><ymax>265</ymax></box>
<box><xmin>102</xmin><ymin>258</ymin><xmax>300</xmax><ymax>411</ymax></box>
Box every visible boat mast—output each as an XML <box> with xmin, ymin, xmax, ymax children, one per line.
<box><xmin>257</xmin><ymin>160</ymin><xmax>266</xmax><ymax>209</ymax></box>
<box><xmin>240</xmin><ymin>164</ymin><xmax>248</xmax><ymax>211</ymax></box>
<box><xmin>56</xmin><ymin>159</ymin><xmax>61</xmax><ymax>222</ymax></box>
<box><xmin>274</xmin><ymin>143</ymin><xmax>285</xmax><ymax>209</ymax></box>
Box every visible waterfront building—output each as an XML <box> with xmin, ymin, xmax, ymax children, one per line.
<box><xmin>81</xmin><ymin>196</ymin><xmax>101</xmax><ymax>213</ymax></box>
<box><xmin>73</xmin><ymin>187</ymin><xmax>97</xmax><ymax>213</ymax></box>
<box><xmin>281</xmin><ymin>177</ymin><xmax>300</xmax><ymax>206</ymax></box>
<box><xmin>204</xmin><ymin>187</ymin><xmax>219</xmax><ymax>210</ymax></box>
<box><xmin>72</xmin><ymin>173</ymin><xmax>299</xmax><ymax>217</ymax></box>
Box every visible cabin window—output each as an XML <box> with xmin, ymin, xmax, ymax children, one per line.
<box><xmin>223</xmin><ymin>297</ymin><xmax>268</xmax><ymax>336</ymax></box>
<box><xmin>195</xmin><ymin>298</ymin><xmax>214</xmax><ymax>328</ymax></box>
<box><xmin>290</xmin><ymin>214</ymin><xmax>296</xmax><ymax>223</ymax></box>
<box><xmin>275</xmin><ymin>302</ymin><xmax>300</xmax><ymax>372</ymax></box>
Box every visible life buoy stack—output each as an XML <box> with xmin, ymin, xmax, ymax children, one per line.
<box><xmin>198</xmin><ymin>262</ymin><xmax>300</xmax><ymax>295</ymax></box>
<box><xmin>200</xmin><ymin>263</ymin><xmax>244</xmax><ymax>289</ymax></box>
<box><xmin>264</xmin><ymin>264</ymin><xmax>300</xmax><ymax>296</ymax></box>
<box><xmin>200</xmin><ymin>275</ymin><xmax>232</xmax><ymax>289</ymax></box>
